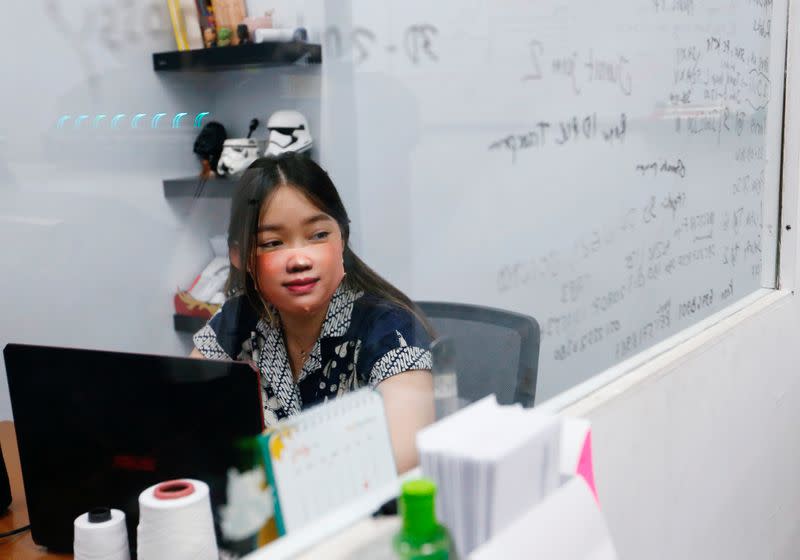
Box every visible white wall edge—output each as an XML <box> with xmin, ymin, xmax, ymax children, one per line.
<box><xmin>778</xmin><ymin>0</ymin><xmax>799</xmax><ymax>290</ymax></box>
<box><xmin>540</xmin><ymin>287</ymin><xmax>789</xmax><ymax>416</ymax></box>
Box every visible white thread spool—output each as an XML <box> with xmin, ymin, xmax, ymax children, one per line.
<box><xmin>137</xmin><ymin>479</ymin><xmax>218</xmax><ymax>560</ymax></box>
<box><xmin>254</xmin><ymin>28</ymin><xmax>305</xmax><ymax>43</ymax></box>
<box><xmin>73</xmin><ymin>507</ymin><xmax>130</xmax><ymax>560</ymax></box>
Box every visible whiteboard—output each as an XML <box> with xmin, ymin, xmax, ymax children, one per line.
<box><xmin>319</xmin><ymin>0</ymin><xmax>787</xmax><ymax>402</ymax></box>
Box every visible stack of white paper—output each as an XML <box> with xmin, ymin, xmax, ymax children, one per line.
<box><xmin>416</xmin><ymin>395</ymin><xmax>561</xmax><ymax>557</ymax></box>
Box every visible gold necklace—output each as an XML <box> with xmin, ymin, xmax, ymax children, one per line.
<box><xmin>284</xmin><ymin>326</ymin><xmax>321</xmax><ymax>362</ymax></box>
<box><xmin>287</xmin><ymin>337</ymin><xmax>311</xmax><ymax>360</ymax></box>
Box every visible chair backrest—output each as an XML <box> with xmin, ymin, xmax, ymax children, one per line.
<box><xmin>415</xmin><ymin>301</ymin><xmax>540</xmax><ymax>408</ymax></box>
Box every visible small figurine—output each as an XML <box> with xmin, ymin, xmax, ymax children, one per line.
<box><xmin>193</xmin><ymin>121</ymin><xmax>227</xmax><ymax>179</ymax></box>
<box><xmin>243</xmin><ymin>11</ymin><xmax>274</xmax><ymax>42</ymax></box>
<box><xmin>203</xmin><ymin>26</ymin><xmax>217</xmax><ymax>48</ymax></box>
<box><xmin>236</xmin><ymin>24</ymin><xmax>250</xmax><ymax>45</ymax></box>
<box><xmin>217</xmin><ymin>27</ymin><xmax>232</xmax><ymax>47</ymax></box>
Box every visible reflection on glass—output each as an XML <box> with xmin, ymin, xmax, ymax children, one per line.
<box><xmin>191</xmin><ymin>154</ymin><xmax>435</xmax><ymax>473</ymax></box>
<box><xmin>0</xmin><ymin>0</ymin><xmax>787</xmax><ymax>440</ymax></box>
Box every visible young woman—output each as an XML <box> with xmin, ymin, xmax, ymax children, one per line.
<box><xmin>191</xmin><ymin>153</ymin><xmax>435</xmax><ymax>472</ymax></box>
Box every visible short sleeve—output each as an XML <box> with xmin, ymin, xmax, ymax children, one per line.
<box><xmin>357</xmin><ymin>306</ymin><xmax>433</xmax><ymax>386</ymax></box>
<box><xmin>193</xmin><ymin>296</ymin><xmax>258</xmax><ymax>360</ymax></box>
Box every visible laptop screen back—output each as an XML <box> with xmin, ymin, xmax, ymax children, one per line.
<box><xmin>3</xmin><ymin>343</ymin><xmax>264</xmax><ymax>553</ymax></box>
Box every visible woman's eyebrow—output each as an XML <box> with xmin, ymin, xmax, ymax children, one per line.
<box><xmin>303</xmin><ymin>213</ymin><xmax>334</xmax><ymax>225</ymax></box>
<box><xmin>257</xmin><ymin>213</ymin><xmax>332</xmax><ymax>232</ymax></box>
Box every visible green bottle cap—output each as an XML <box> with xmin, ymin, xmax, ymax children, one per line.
<box><xmin>400</xmin><ymin>478</ymin><xmax>438</xmax><ymax>539</ymax></box>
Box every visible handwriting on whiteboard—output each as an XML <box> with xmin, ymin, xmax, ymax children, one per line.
<box><xmin>523</xmin><ymin>41</ymin><xmax>633</xmax><ymax>96</ymax></box>
<box><xmin>488</xmin><ymin>113</ymin><xmax>627</xmax><ymax>163</ymax></box>
<box><xmin>635</xmin><ymin>159</ymin><xmax>687</xmax><ymax>178</ymax></box>
<box><xmin>324</xmin><ymin>24</ymin><xmax>438</xmax><ymax>66</ymax></box>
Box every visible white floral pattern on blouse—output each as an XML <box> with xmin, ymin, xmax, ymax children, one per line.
<box><xmin>193</xmin><ymin>284</ymin><xmax>432</xmax><ymax>428</ymax></box>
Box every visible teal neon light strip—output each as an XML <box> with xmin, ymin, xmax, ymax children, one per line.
<box><xmin>151</xmin><ymin>113</ymin><xmax>167</xmax><ymax>129</ymax></box>
<box><xmin>194</xmin><ymin>112</ymin><xmax>210</xmax><ymax>128</ymax></box>
<box><xmin>131</xmin><ymin>113</ymin><xmax>147</xmax><ymax>128</ymax></box>
<box><xmin>54</xmin><ymin>111</ymin><xmax>210</xmax><ymax>131</ymax></box>
<box><xmin>111</xmin><ymin>114</ymin><xmax>126</xmax><ymax>129</ymax></box>
<box><xmin>172</xmin><ymin>112</ymin><xmax>188</xmax><ymax>128</ymax></box>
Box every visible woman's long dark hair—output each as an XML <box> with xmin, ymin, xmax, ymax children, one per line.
<box><xmin>226</xmin><ymin>153</ymin><xmax>434</xmax><ymax>335</ymax></box>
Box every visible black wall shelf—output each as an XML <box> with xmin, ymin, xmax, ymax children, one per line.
<box><xmin>153</xmin><ymin>41</ymin><xmax>321</xmax><ymax>72</ymax></box>
<box><xmin>163</xmin><ymin>177</ymin><xmax>235</xmax><ymax>198</ymax></box>
<box><xmin>174</xmin><ymin>314</ymin><xmax>207</xmax><ymax>333</ymax></box>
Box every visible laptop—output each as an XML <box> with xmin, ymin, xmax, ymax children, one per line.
<box><xmin>3</xmin><ymin>343</ymin><xmax>264</xmax><ymax>553</ymax></box>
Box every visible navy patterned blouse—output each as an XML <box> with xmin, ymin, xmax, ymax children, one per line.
<box><xmin>193</xmin><ymin>284</ymin><xmax>433</xmax><ymax>428</ymax></box>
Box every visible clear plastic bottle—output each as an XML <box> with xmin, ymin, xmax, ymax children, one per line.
<box><xmin>393</xmin><ymin>478</ymin><xmax>453</xmax><ymax>560</ymax></box>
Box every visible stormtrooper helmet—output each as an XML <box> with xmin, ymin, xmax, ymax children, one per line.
<box><xmin>217</xmin><ymin>138</ymin><xmax>262</xmax><ymax>177</ymax></box>
<box><xmin>264</xmin><ymin>110</ymin><xmax>312</xmax><ymax>157</ymax></box>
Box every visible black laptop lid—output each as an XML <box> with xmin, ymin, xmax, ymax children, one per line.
<box><xmin>3</xmin><ymin>343</ymin><xmax>264</xmax><ymax>553</ymax></box>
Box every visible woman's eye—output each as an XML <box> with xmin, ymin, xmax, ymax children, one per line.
<box><xmin>311</xmin><ymin>231</ymin><xmax>330</xmax><ymax>241</ymax></box>
<box><xmin>259</xmin><ymin>239</ymin><xmax>282</xmax><ymax>249</ymax></box>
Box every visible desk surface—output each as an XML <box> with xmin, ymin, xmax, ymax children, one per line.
<box><xmin>0</xmin><ymin>421</ymin><xmax>71</xmax><ymax>559</ymax></box>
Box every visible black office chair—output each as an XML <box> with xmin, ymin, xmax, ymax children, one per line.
<box><xmin>415</xmin><ymin>301</ymin><xmax>540</xmax><ymax>409</ymax></box>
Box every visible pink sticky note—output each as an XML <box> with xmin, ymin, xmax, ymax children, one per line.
<box><xmin>576</xmin><ymin>430</ymin><xmax>599</xmax><ymax>505</ymax></box>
